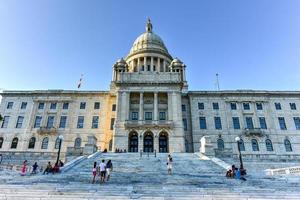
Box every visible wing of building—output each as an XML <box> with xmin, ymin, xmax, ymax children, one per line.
<box><xmin>0</xmin><ymin>19</ymin><xmax>299</xmax><ymax>162</ymax></box>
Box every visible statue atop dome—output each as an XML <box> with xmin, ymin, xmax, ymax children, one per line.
<box><xmin>146</xmin><ymin>18</ymin><xmax>153</xmax><ymax>32</ymax></box>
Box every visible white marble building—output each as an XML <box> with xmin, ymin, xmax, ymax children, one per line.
<box><xmin>0</xmin><ymin>19</ymin><xmax>300</xmax><ymax>161</ymax></box>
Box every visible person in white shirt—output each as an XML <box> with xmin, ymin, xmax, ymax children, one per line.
<box><xmin>167</xmin><ymin>154</ymin><xmax>173</xmax><ymax>175</ymax></box>
<box><xmin>99</xmin><ymin>159</ymin><xmax>106</xmax><ymax>183</ymax></box>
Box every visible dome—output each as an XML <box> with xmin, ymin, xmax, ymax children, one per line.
<box><xmin>170</xmin><ymin>58</ymin><xmax>184</xmax><ymax>67</ymax></box>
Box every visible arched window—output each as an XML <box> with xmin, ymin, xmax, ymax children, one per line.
<box><xmin>238</xmin><ymin>139</ymin><xmax>245</xmax><ymax>151</ymax></box>
<box><xmin>284</xmin><ymin>139</ymin><xmax>292</xmax><ymax>152</ymax></box>
<box><xmin>265</xmin><ymin>139</ymin><xmax>273</xmax><ymax>151</ymax></box>
<box><xmin>251</xmin><ymin>139</ymin><xmax>259</xmax><ymax>151</ymax></box>
<box><xmin>11</xmin><ymin>137</ymin><xmax>18</xmax><ymax>149</ymax></box>
<box><xmin>55</xmin><ymin>137</ymin><xmax>61</xmax><ymax>149</ymax></box>
<box><xmin>28</xmin><ymin>137</ymin><xmax>36</xmax><ymax>149</ymax></box>
<box><xmin>0</xmin><ymin>137</ymin><xmax>3</xmax><ymax>148</ymax></box>
<box><xmin>217</xmin><ymin>139</ymin><xmax>224</xmax><ymax>151</ymax></box>
<box><xmin>74</xmin><ymin>137</ymin><xmax>81</xmax><ymax>148</ymax></box>
<box><xmin>41</xmin><ymin>137</ymin><xmax>49</xmax><ymax>149</ymax></box>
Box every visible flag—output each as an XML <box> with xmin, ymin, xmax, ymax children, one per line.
<box><xmin>77</xmin><ymin>74</ymin><xmax>83</xmax><ymax>89</ymax></box>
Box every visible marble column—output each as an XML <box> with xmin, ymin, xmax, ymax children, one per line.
<box><xmin>137</xmin><ymin>58</ymin><xmax>140</xmax><ymax>72</ymax></box>
<box><xmin>125</xmin><ymin>92</ymin><xmax>130</xmax><ymax>120</ymax></box>
<box><xmin>157</xmin><ymin>57</ymin><xmax>161</xmax><ymax>72</ymax></box>
<box><xmin>154</xmin><ymin>92</ymin><xmax>158</xmax><ymax>121</ymax></box>
<box><xmin>151</xmin><ymin>57</ymin><xmax>154</xmax><ymax>71</ymax></box>
<box><xmin>167</xmin><ymin>92</ymin><xmax>172</xmax><ymax>120</ymax></box>
<box><xmin>144</xmin><ymin>57</ymin><xmax>147</xmax><ymax>71</ymax></box>
<box><xmin>139</xmin><ymin>92</ymin><xmax>144</xmax><ymax>121</ymax></box>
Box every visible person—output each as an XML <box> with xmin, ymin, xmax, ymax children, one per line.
<box><xmin>53</xmin><ymin>162</ymin><xmax>60</xmax><ymax>173</ymax></box>
<box><xmin>31</xmin><ymin>162</ymin><xmax>39</xmax><ymax>174</ymax></box>
<box><xmin>43</xmin><ymin>162</ymin><xmax>53</xmax><ymax>175</ymax></box>
<box><xmin>20</xmin><ymin>160</ymin><xmax>27</xmax><ymax>176</ymax></box>
<box><xmin>231</xmin><ymin>165</ymin><xmax>237</xmax><ymax>177</ymax></box>
<box><xmin>235</xmin><ymin>168</ymin><xmax>247</xmax><ymax>181</ymax></box>
<box><xmin>92</xmin><ymin>162</ymin><xmax>97</xmax><ymax>184</ymax></box>
<box><xmin>59</xmin><ymin>160</ymin><xmax>64</xmax><ymax>167</ymax></box>
<box><xmin>99</xmin><ymin>159</ymin><xmax>106</xmax><ymax>183</ymax></box>
<box><xmin>167</xmin><ymin>154</ymin><xmax>173</xmax><ymax>175</ymax></box>
<box><xmin>124</xmin><ymin>149</ymin><xmax>127</xmax><ymax>153</ymax></box>
<box><xmin>106</xmin><ymin>160</ymin><xmax>113</xmax><ymax>181</ymax></box>
<box><xmin>226</xmin><ymin>169</ymin><xmax>233</xmax><ymax>178</ymax></box>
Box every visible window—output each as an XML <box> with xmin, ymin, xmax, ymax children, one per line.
<box><xmin>294</xmin><ymin>117</ymin><xmax>300</xmax><ymax>130</ymax></box>
<box><xmin>183</xmin><ymin>118</ymin><xmax>187</xmax><ymax>131</ymax></box>
<box><xmin>251</xmin><ymin>139</ymin><xmax>259</xmax><ymax>151</ymax></box>
<box><xmin>11</xmin><ymin>137</ymin><xmax>18</xmax><ymax>149</ymax></box>
<box><xmin>92</xmin><ymin>116</ymin><xmax>99</xmax><ymax>129</ymax></box>
<box><xmin>21</xmin><ymin>102</ymin><xmax>27</xmax><ymax>109</ymax></box>
<box><xmin>16</xmin><ymin>116</ymin><xmax>24</xmax><ymax>128</ymax></box>
<box><xmin>38</xmin><ymin>102</ymin><xmax>44</xmax><ymax>109</ymax></box>
<box><xmin>182</xmin><ymin>104</ymin><xmax>186</xmax><ymax>112</ymax></box>
<box><xmin>59</xmin><ymin>116</ymin><xmax>67</xmax><ymax>128</ymax></box>
<box><xmin>131</xmin><ymin>112</ymin><xmax>138</xmax><ymax>120</ymax></box>
<box><xmin>290</xmin><ymin>103</ymin><xmax>297</xmax><ymax>110</ymax></box>
<box><xmin>159</xmin><ymin>112</ymin><xmax>166</xmax><ymax>120</ymax></box>
<box><xmin>259</xmin><ymin>117</ymin><xmax>267</xmax><ymax>129</ymax></box>
<box><xmin>41</xmin><ymin>137</ymin><xmax>49</xmax><ymax>149</ymax></box>
<box><xmin>1</xmin><ymin>116</ymin><xmax>9</xmax><ymax>128</ymax></box>
<box><xmin>28</xmin><ymin>137</ymin><xmax>36</xmax><ymax>149</ymax></box>
<box><xmin>217</xmin><ymin>139</ymin><xmax>224</xmax><ymax>151</ymax></box>
<box><xmin>275</xmin><ymin>102</ymin><xmax>281</xmax><ymax>110</ymax></box>
<box><xmin>63</xmin><ymin>102</ymin><xmax>69</xmax><ymax>110</ymax></box>
<box><xmin>256</xmin><ymin>103</ymin><xmax>263</xmax><ymax>110</ymax></box>
<box><xmin>284</xmin><ymin>139</ymin><xmax>292</xmax><ymax>152</ymax></box>
<box><xmin>230</xmin><ymin>103</ymin><xmax>237</xmax><ymax>110</ymax></box>
<box><xmin>7</xmin><ymin>102</ymin><xmax>13</xmax><ymax>109</ymax></box>
<box><xmin>0</xmin><ymin>137</ymin><xmax>3</xmax><ymax>148</ymax></box>
<box><xmin>245</xmin><ymin>117</ymin><xmax>254</xmax><ymax>129</ymax></box>
<box><xmin>199</xmin><ymin>117</ymin><xmax>207</xmax><ymax>129</ymax></box>
<box><xmin>112</xmin><ymin>104</ymin><xmax>116</xmax><ymax>111</ymax></box>
<box><xmin>110</xmin><ymin>118</ymin><xmax>115</xmax><ymax>130</ymax></box>
<box><xmin>238</xmin><ymin>139</ymin><xmax>245</xmax><ymax>151</ymax></box>
<box><xmin>232</xmin><ymin>117</ymin><xmax>240</xmax><ymax>129</ymax></box>
<box><xmin>77</xmin><ymin>116</ymin><xmax>84</xmax><ymax>128</ymax></box>
<box><xmin>34</xmin><ymin>116</ymin><xmax>42</xmax><ymax>128</ymax></box>
<box><xmin>74</xmin><ymin>138</ymin><xmax>81</xmax><ymax>148</ymax></box>
<box><xmin>214</xmin><ymin>117</ymin><xmax>222</xmax><ymax>130</ymax></box>
<box><xmin>153</xmin><ymin>65</ymin><xmax>156</xmax><ymax>71</ymax></box>
<box><xmin>147</xmin><ymin>65</ymin><xmax>150</xmax><ymax>71</ymax></box>
<box><xmin>94</xmin><ymin>102</ymin><xmax>100</xmax><ymax>109</ymax></box>
<box><xmin>212</xmin><ymin>102</ymin><xmax>219</xmax><ymax>110</ymax></box>
<box><xmin>80</xmin><ymin>102</ymin><xmax>86</xmax><ymax>109</ymax></box>
<box><xmin>243</xmin><ymin>103</ymin><xmax>250</xmax><ymax>110</ymax></box>
<box><xmin>265</xmin><ymin>139</ymin><xmax>273</xmax><ymax>151</ymax></box>
<box><xmin>198</xmin><ymin>102</ymin><xmax>204</xmax><ymax>110</ymax></box>
<box><xmin>50</xmin><ymin>102</ymin><xmax>57</xmax><ymax>110</ymax></box>
<box><xmin>278</xmin><ymin>117</ymin><xmax>287</xmax><ymax>130</ymax></box>
<box><xmin>55</xmin><ymin>137</ymin><xmax>61</xmax><ymax>149</ymax></box>
<box><xmin>47</xmin><ymin>116</ymin><xmax>55</xmax><ymax>128</ymax></box>
<box><xmin>145</xmin><ymin>112</ymin><xmax>152</xmax><ymax>120</ymax></box>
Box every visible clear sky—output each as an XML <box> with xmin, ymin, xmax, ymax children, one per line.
<box><xmin>0</xmin><ymin>0</ymin><xmax>300</xmax><ymax>91</ymax></box>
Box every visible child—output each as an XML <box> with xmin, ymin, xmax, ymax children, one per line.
<box><xmin>92</xmin><ymin>162</ymin><xmax>97</xmax><ymax>184</ymax></box>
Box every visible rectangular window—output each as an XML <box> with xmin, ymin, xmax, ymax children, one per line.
<box><xmin>198</xmin><ymin>102</ymin><xmax>204</xmax><ymax>110</ymax></box>
<box><xmin>63</xmin><ymin>102</ymin><xmax>69</xmax><ymax>110</ymax></box>
<box><xmin>145</xmin><ymin>112</ymin><xmax>152</xmax><ymax>120</ymax></box>
<box><xmin>230</xmin><ymin>103</ymin><xmax>237</xmax><ymax>110</ymax></box>
<box><xmin>50</xmin><ymin>102</ymin><xmax>57</xmax><ymax>110</ymax></box>
<box><xmin>259</xmin><ymin>117</ymin><xmax>267</xmax><ymax>129</ymax></box>
<box><xmin>243</xmin><ymin>103</ymin><xmax>250</xmax><ymax>110</ymax></box>
<box><xmin>34</xmin><ymin>116</ymin><xmax>42</xmax><ymax>128</ymax></box>
<box><xmin>59</xmin><ymin>116</ymin><xmax>67</xmax><ymax>128</ymax></box>
<box><xmin>278</xmin><ymin>117</ymin><xmax>287</xmax><ymax>130</ymax></box>
<box><xmin>92</xmin><ymin>116</ymin><xmax>99</xmax><ymax>129</ymax></box>
<box><xmin>110</xmin><ymin>118</ymin><xmax>115</xmax><ymax>130</ymax></box>
<box><xmin>214</xmin><ymin>117</ymin><xmax>222</xmax><ymax>130</ymax></box>
<box><xmin>159</xmin><ymin>112</ymin><xmax>166</xmax><ymax>120</ymax></box>
<box><xmin>183</xmin><ymin>118</ymin><xmax>187</xmax><ymax>131</ymax></box>
<box><xmin>47</xmin><ymin>116</ymin><xmax>55</xmax><ymax>128</ymax></box>
<box><xmin>182</xmin><ymin>104</ymin><xmax>186</xmax><ymax>112</ymax></box>
<box><xmin>80</xmin><ymin>102</ymin><xmax>86</xmax><ymax>109</ymax></box>
<box><xmin>16</xmin><ymin>116</ymin><xmax>24</xmax><ymax>128</ymax></box>
<box><xmin>77</xmin><ymin>116</ymin><xmax>84</xmax><ymax>128</ymax></box>
<box><xmin>232</xmin><ymin>117</ymin><xmax>240</xmax><ymax>129</ymax></box>
<box><xmin>256</xmin><ymin>103</ymin><xmax>263</xmax><ymax>110</ymax></box>
<box><xmin>38</xmin><ymin>102</ymin><xmax>44</xmax><ymax>109</ymax></box>
<box><xmin>131</xmin><ymin>112</ymin><xmax>139</xmax><ymax>120</ymax></box>
<box><xmin>94</xmin><ymin>102</ymin><xmax>100</xmax><ymax>109</ymax></box>
<box><xmin>112</xmin><ymin>104</ymin><xmax>116</xmax><ymax>111</ymax></box>
<box><xmin>7</xmin><ymin>102</ymin><xmax>13</xmax><ymax>109</ymax></box>
<box><xmin>290</xmin><ymin>103</ymin><xmax>297</xmax><ymax>110</ymax></box>
<box><xmin>199</xmin><ymin>117</ymin><xmax>207</xmax><ymax>129</ymax></box>
<box><xmin>21</xmin><ymin>102</ymin><xmax>27</xmax><ymax>109</ymax></box>
<box><xmin>294</xmin><ymin>117</ymin><xmax>300</xmax><ymax>130</ymax></box>
<box><xmin>212</xmin><ymin>102</ymin><xmax>219</xmax><ymax>110</ymax></box>
<box><xmin>245</xmin><ymin>117</ymin><xmax>254</xmax><ymax>129</ymax></box>
<box><xmin>1</xmin><ymin>116</ymin><xmax>9</xmax><ymax>128</ymax></box>
<box><xmin>275</xmin><ymin>103</ymin><xmax>281</xmax><ymax>110</ymax></box>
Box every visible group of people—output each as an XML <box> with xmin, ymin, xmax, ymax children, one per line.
<box><xmin>226</xmin><ymin>165</ymin><xmax>247</xmax><ymax>181</ymax></box>
<box><xmin>92</xmin><ymin>159</ymin><xmax>113</xmax><ymax>184</ymax></box>
<box><xmin>20</xmin><ymin>160</ymin><xmax>65</xmax><ymax>176</ymax></box>
<box><xmin>115</xmin><ymin>148</ymin><xmax>127</xmax><ymax>153</ymax></box>
<box><xmin>43</xmin><ymin>160</ymin><xmax>64</xmax><ymax>174</ymax></box>
<box><xmin>20</xmin><ymin>160</ymin><xmax>39</xmax><ymax>175</ymax></box>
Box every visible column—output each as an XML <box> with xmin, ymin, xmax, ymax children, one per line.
<box><xmin>137</xmin><ymin>58</ymin><xmax>140</xmax><ymax>71</ymax></box>
<box><xmin>144</xmin><ymin>57</ymin><xmax>147</xmax><ymax>71</ymax></box>
<box><xmin>167</xmin><ymin>92</ymin><xmax>172</xmax><ymax>120</ymax></box>
<box><xmin>163</xmin><ymin>60</ymin><xmax>166</xmax><ymax>72</ymax></box>
<box><xmin>151</xmin><ymin>57</ymin><xmax>154</xmax><ymax>71</ymax></box>
<box><xmin>157</xmin><ymin>58</ymin><xmax>161</xmax><ymax>72</ymax></box>
<box><xmin>154</xmin><ymin>92</ymin><xmax>158</xmax><ymax>121</ymax></box>
<box><xmin>139</xmin><ymin>92</ymin><xmax>144</xmax><ymax>121</ymax></box>
<box><xmin>125</xmin><ymin>92</ymin><xmax>130</xmax><ymax>120</ymax></box>
<box><xmin>182</xmin><ymin>68</ymin><xmax>186</xmax><ymax>81</ymax></box>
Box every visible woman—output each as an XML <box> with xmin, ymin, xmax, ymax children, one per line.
<box><xmin>167</xmin><ymin>154</ymin><xmax>173</xmax><ymax>175</ymax></box>
<box><xmin>106</xmin><ymin>160</ymin><xmax>113</xmax><ymax>181</ymax></box>
<box><xmin>20</xmin><ymin>160</ymin><xmax>27</xmax><ymax>176</ymax></box>
<box><xmin>92</xmin><ymin>162</ymin><xmax>97</xmax><ymax>184</ymax></box>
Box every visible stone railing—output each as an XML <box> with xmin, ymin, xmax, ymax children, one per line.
<box><xmin>265</xmin><ymin>166</ymin><xmax>300</xmax><ymax>176</ymax></box>
<box><xmin>124</xmin><ymin>120</ymin><xmax>173</xmax><ymax>129</ymax></box>
<box><xmin>37</xmin><ymin>127</ymin><xmax>57</xmax><ymax>135</ymax></box>
<box><xmin>243</xmin><ymin>128</ymin><xmax>264</xmax><ymax>137</ymax></box>
<box><xmin>115</xmin><ymin>72</ymin><xmax>182</xmax><ymax>84</ymax></box>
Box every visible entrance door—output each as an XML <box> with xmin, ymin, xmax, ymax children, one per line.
<box><xmin>144</xmin><ymin>133</ymin><xmax>153</xmax><ymax>152</ymax></box>
<box><xmin>129</xmin><ymin>134</ymin><xmax>138</xmax><ymax>152</ymax></box>
<box><xmin>159</xmin><ymin>133</ymin><xmax>168</xmax><ymax>153</ymax></box>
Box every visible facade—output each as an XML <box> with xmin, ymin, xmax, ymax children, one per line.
<box><xmin>0</xmin><ymin>20</ymin><xmax>300</xmax><ymax>160</ymax></box>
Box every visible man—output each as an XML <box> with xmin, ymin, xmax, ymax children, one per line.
<box><xmin>99</xmin><ymin>159</ymin><xmax>106</xmax><ymax>183</ymax></box>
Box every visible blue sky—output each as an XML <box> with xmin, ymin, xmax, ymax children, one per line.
<box><xmin>0</xmin><ymin>0</ymin><xmax>300</xmax><ymax>91</ymax></box>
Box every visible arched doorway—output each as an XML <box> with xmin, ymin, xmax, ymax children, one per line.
<box><xmin>128</xmin><ymin>132</ymin><xmax>138</xmax><ymax>152</ymax></box>
<box><xmin>159</xmin><ymin>132</ymin><xmax>168</xmax><ymax>153</ymax></box>
<box><xmin>144</xmin><ymin>132</ymin><xmax>153</xmax><ymax>152</ymax></box>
